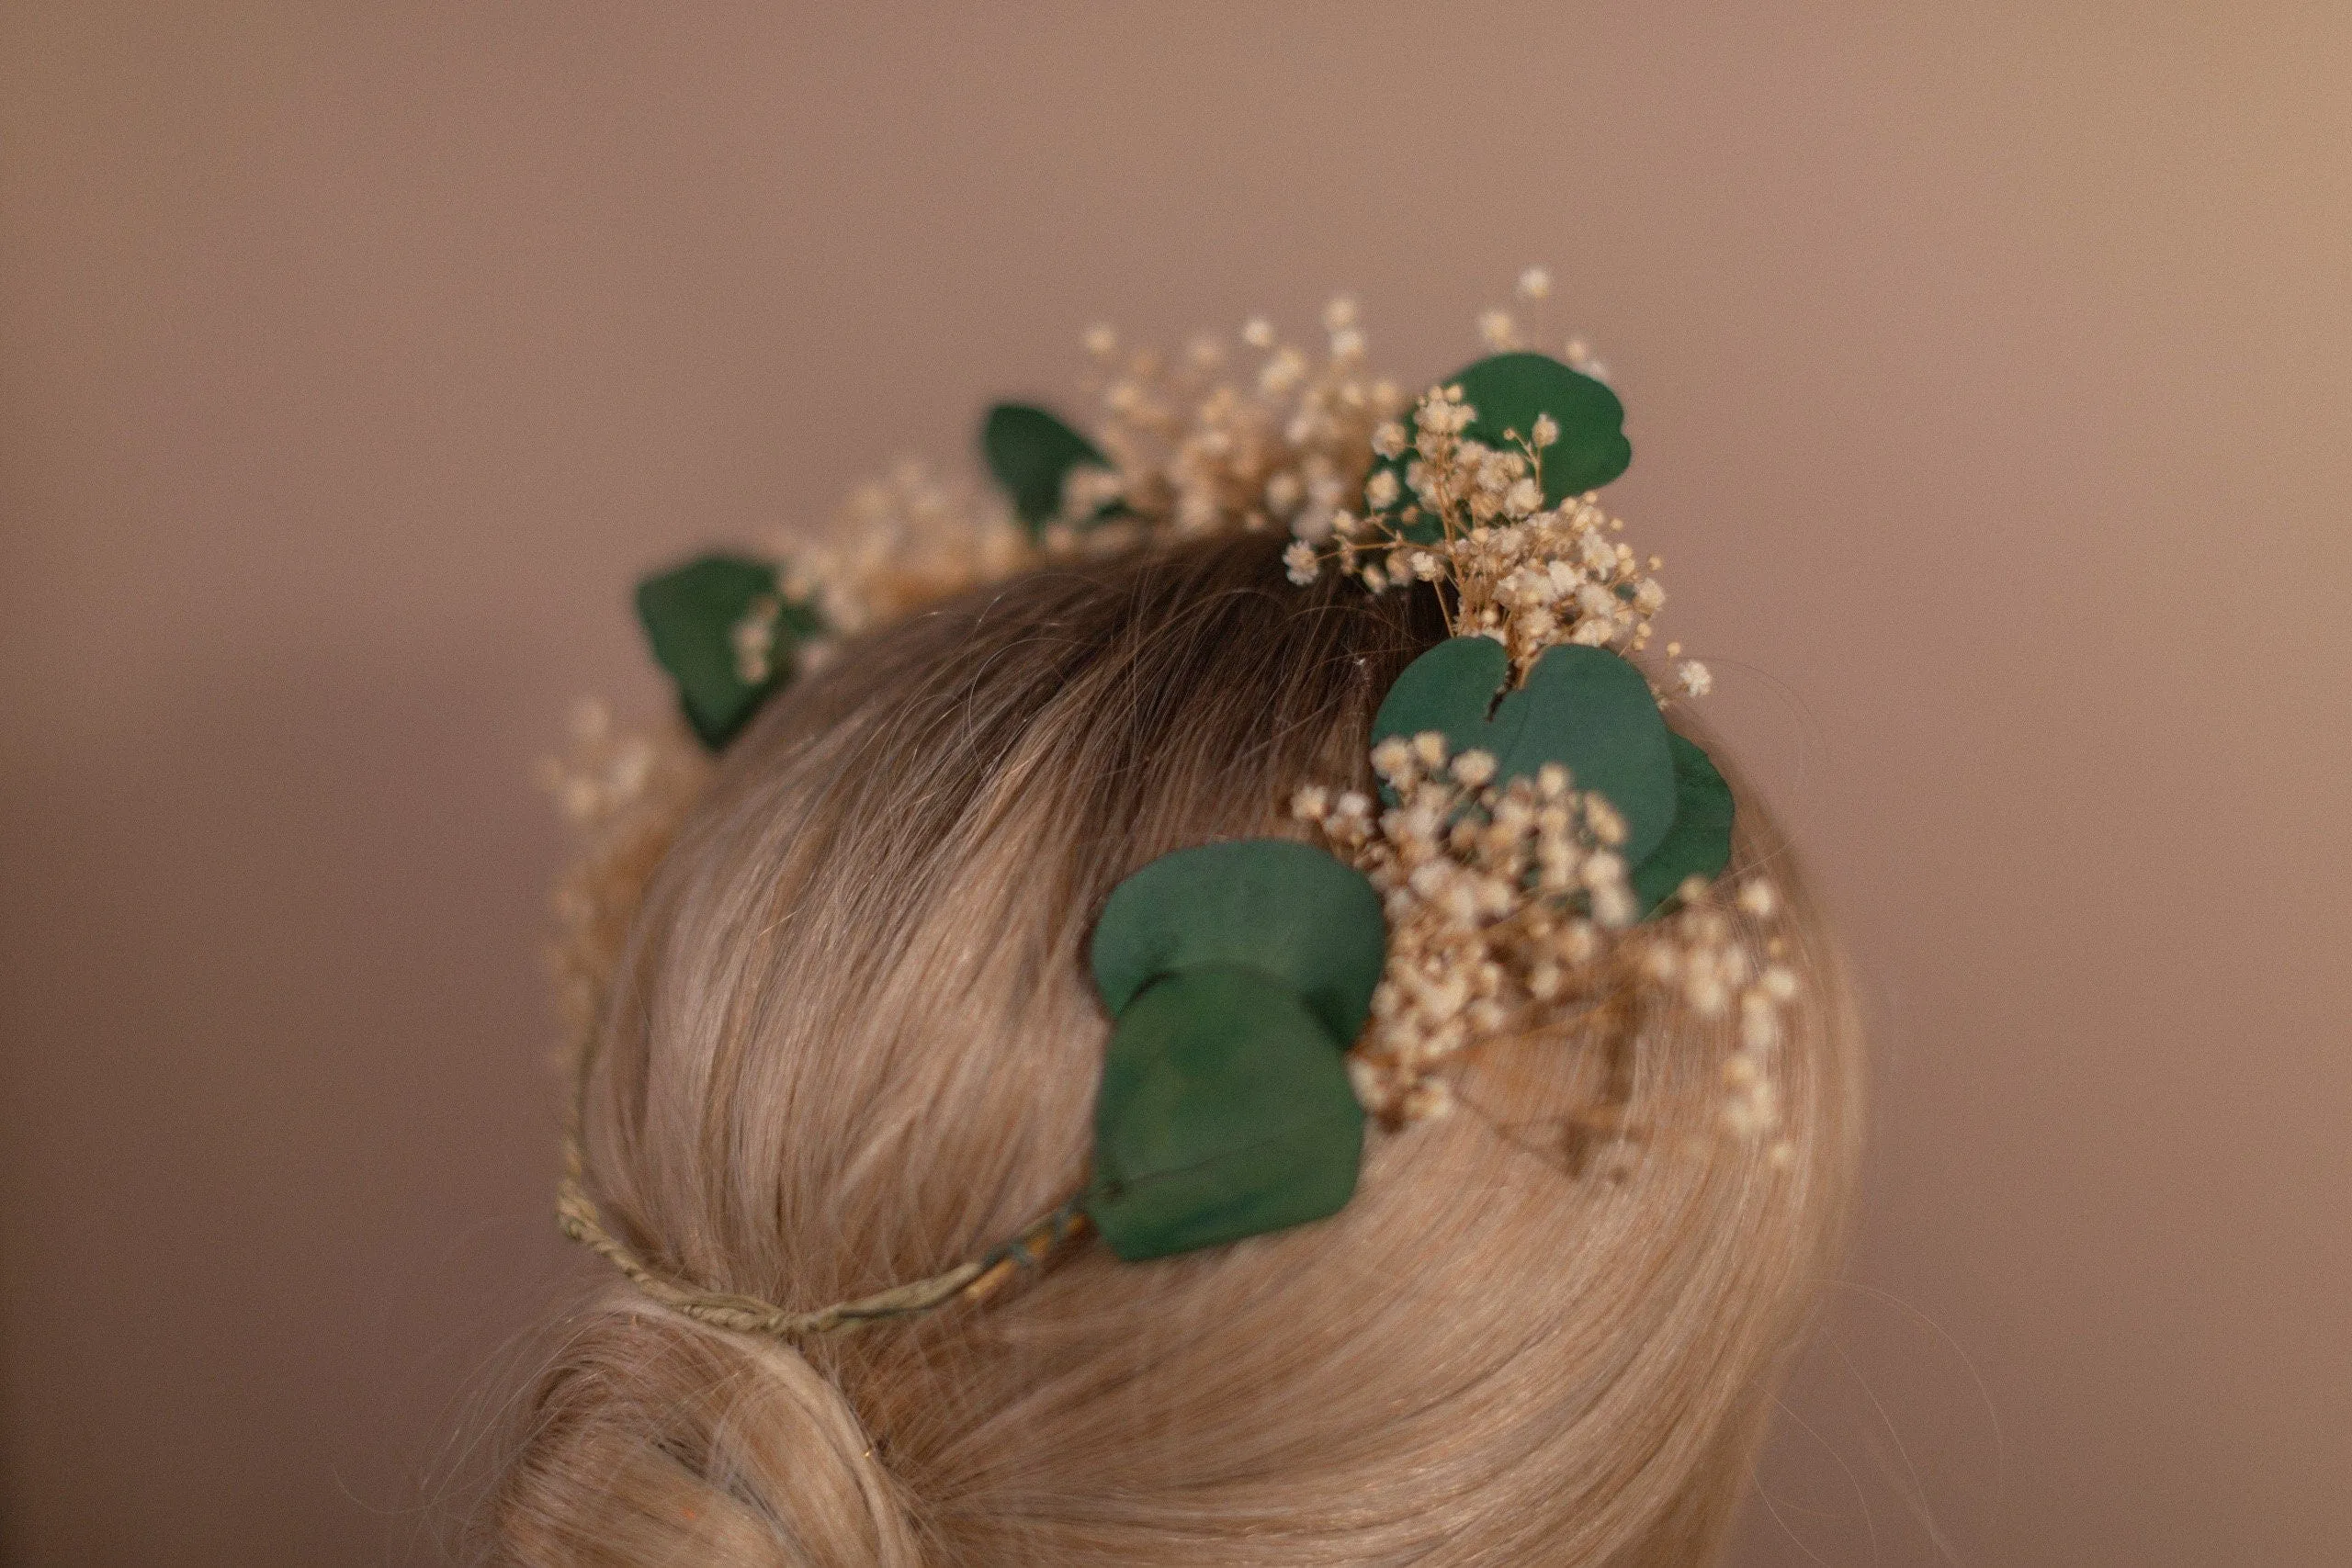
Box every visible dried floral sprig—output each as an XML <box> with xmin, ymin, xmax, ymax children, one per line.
<box><xmin>536</xmin><ymin>699</ymin><xmax>709</xmax><ymax>1043</ymax></box>
<box><xmin>1295</xmin><ymin>728</ymin><xmax>1794</xmax><ymax>1142</ymax></box>
<box><xmin>739</xmin><ymin>299</ymin><xmax>1417</xmax><ymax>666</ymax></box>
<box><xmin>1068</xmin><ymin>299</ymin><xmax>1409</xmax><ymax>545</ymax></box>
<box><xmin>759</xmin><ymin>459</ymin><xmax>1038</xmax><ymax>666</ymax></box>
<box><xmin>1294</xmin><ymin>381</ymin><xmax>1702</xmax><ymax>694</ymax></box>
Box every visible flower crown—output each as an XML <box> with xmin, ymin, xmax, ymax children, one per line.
<box><xmin>548</xmin><ymin>280</ymin><xmax>1797</xmax><ymax>1336</ymax></box>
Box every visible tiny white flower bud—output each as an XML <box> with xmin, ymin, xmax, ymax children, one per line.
<box><xmin>1451</xmin><ymin>750</ymin><xmax>1498</xmax><ymax>787</ymax></box>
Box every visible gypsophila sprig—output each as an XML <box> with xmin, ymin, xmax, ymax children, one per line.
<box><xmin>536</xmin><ymin>700</ymin><xmax>708</xmax><ymax>1042</ymax></box>
<box><xmin>1295</xmin><ymin>739</ymin><xmax>1629</xmax><ymax>1122</ymax></box>
<box><xmin>1320</xmin><ymin>379</ymin><xmax>1669</xmax><ymax>681</ymax></box>
<box><xmin>734</xmin><ymin>301</ymin><xmax>1414</xmax><ymax>682</ymax></box>
<box><xmin>762</xmin><ymin>459</ymin><xmax>1036</xmax><ymax>664</ymax></box>
<box><xmin>1071</xmin><ymin>300</ymin><xmax>1409</xmax><ymax>545</ymax></box>
<box><xmin>1295</xmin><ymin>732</ymin><xmax>1797</xmax><ymax>1145</ymax></box>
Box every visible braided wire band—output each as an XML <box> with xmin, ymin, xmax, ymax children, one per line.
<box><xmin>557</xmin><ymin>1155</ymin><xmax>1089</xmax><ymax>1338</ymax></box>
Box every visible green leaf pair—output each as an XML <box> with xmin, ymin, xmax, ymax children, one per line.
<box><xmin>1369</xmin><ymin>352</ymin><xmax>1631</xmax><ymax>542</ymax></box>
<box><xmin>636</xmin><ymin>556</ymin><xmax>823</xmax><ymax>750</ymax></box>
<box><xmin>1373</xmin><ymin>637</ymin><xmax>1733</xmax><ymax>916</ymax></box>
<box><xmin>1083</xmin><ymin>840</ymin><xmax>1385</xmax><ymax>1260</ymax></box>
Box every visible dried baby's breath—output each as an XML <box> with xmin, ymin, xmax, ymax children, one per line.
<box><xmin>1307</xmin><ymin>382</ymin><xmax>1676</xmax><ymax>682</ymax></box>
<box><xmin>1069</xmin><ymin>303</ymin><xmax>1409</xmax><ymax>547</ymax></box>
<box><xmin>765</xmin><ymin>460</ymin><xmax>1036</xmax><ymax>655</ymax></box>
<box><xmin>537</xmin><ymin>699</ymin><xmax>708</xmax><ymax>1043</ymax></box>
<box><xmin>1295</xmin><ymin>731</ymin><xmax>1798</xmax><ymax>1143</ymax></box>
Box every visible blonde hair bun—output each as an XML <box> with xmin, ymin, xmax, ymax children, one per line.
<box><xmin>499</xmin><ymin>1298</ymin><xmax>922</xmax><ymax>1567</ymax></box>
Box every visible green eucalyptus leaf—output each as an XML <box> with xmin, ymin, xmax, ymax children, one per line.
<box><xmin>1091</xmin><ymin>840</ymin><xmax>1385</xmax><ymax>1044</ymax></box>
<box><xmin>1369</xmin><ymin>634</ymin><xmax>1511</xmax><ymax>756</ymax></box>
<box><xmin>1084</xmin><ymin>964</ymin><xmax>1363</xmax><ymax>1262</ymax></box>
<box><xmin>1372</xmin><ymin>638</ymin><xmax>1679</xmax><ymax>864</ymax></box>
<box><xmin>982</xmin><ymin>402</ymin><xmax>1114</xmax><ymax>533</ymax></box>
<box><xmin>635</xmin><ymin>555</ymin><xmax>820</xmax><ymax>750</ymax></box>
<box><xmin>1370</xmin><ymin>352</ymin><xmax>1629</xmax><ymax>540</ymax></box>
<box><xmin>1628</xmin><ymin>732</ymin><xmax>1736</xmax><ymax>915</ymax></box>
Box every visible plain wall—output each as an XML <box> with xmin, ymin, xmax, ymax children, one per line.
<box><xmin>3</xmin><ymin>5</ymin><xmax>2346</xmax><ymax>1563</ymax></box>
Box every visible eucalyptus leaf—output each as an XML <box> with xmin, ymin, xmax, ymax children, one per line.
<box><xmin>1628</xmin><ymin>732</ymin><xmax>1736</xmax><ymax>915</ymax></box>
<box><xmin>635</xmin><ymin>555</ymin><xmax>820</xmax><ymax>750</ymax></box>
<box><xmin>1368</xmin><ymin>634</ymin><xmax>1510</xmax><ymax>760</ymax></box>
<box><xmin>1371</xmin><ymin>638</ymin><xmax>1678</xmax><ymax>864</ymax></box>
<box><xmin>1369</xmin><ymin>352</ymin><xmax>1629</xmax><ymax>540</ymax></box>
<box><xmin>982</xmin><ymin>402</ymin><xmax>1114</xmax><ymax>533</ymax></box>
<box><xmin>1091</xmin><ymin>840</ymin><xmax>1386</xmax><ymax>1043</ymax></box>
<box><xmin>1084</xmin><ymin>964</ymin><xmax>1363</xmax><ymax>1261</ymax></box>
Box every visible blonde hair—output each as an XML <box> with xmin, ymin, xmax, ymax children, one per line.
<box><xmin>482</xmin><ymin>532</ymin><xmax>1864</xmax><ymax>1566</ymax></box>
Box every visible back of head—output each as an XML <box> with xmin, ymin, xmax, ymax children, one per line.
<box><xmin>485</xmin><ymin>531</ymin><xmax>1864</xmax><ymax>1567</ymax></box>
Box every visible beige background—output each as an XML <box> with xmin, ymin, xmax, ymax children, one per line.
<box><xmin>4</xmin><ymin>5</ymin><xmax>2347</xmax><ymax>1563</ymax></box>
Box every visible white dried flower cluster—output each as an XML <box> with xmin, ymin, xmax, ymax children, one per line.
<box><xmin>1295</xmin><ymin>736</ymin><xmax>1634</xmax><ymax>1122</ymax></box>
<box><xmin>759</xmin><ymin>459</ymin><xmax>1038</xmax><ymax>667</ymax></box>
<box><xmin>1644</xmin><ymin>878</ymin><xmax>1802</xmax><ymax>1144</ymax></box>
<box><xmin>1295</xmin><ymin>732</ymin><xmax>1797</xmax><ymax>1144</ymax></box>
<box><xmin>1304</xmin><ymin>382</ymin><xmax>1674</xmax><ymax>682</ymax></box>
<box><xmin>535</xmin><ymin>699</ymin><xmax>708</xmax><ymax>1042</ymax></box>
<box><xmin>1078</xmin><ymin>299</ymin><xmax>1410</xmax><ymax>546</ymax></box>
<box><xmin>744</xmin><ymin>296</ymin><xmax>1412</xmax><ymax>671</ymax></box>
<box><xmin>729</xmin><ymin>592</ymin><xmax>791</xmax><ymax>685</ymax></box>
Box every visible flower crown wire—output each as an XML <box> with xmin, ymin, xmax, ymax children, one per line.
<box><xmin>543</xmin><ymin>276</ymin><xmax>1799</xmax><ymax>1336</ymax></box>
